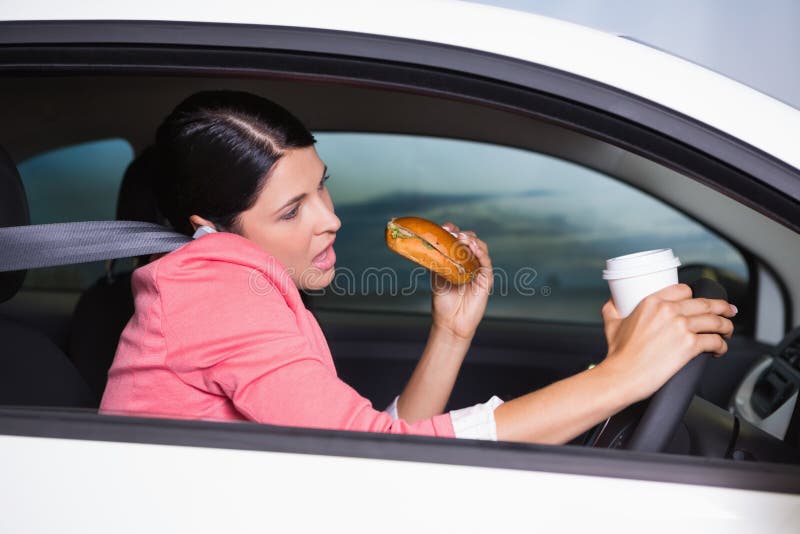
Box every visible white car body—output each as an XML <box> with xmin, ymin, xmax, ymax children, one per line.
<box><xmin>3</xmin><ymin>434</ymin><xmax>799</xmax><ymax>533</ymax></box>
<box><xmin>0</xmin><ymin>2</ymin><xmax>799</xmax><ymax>532</ymax></box>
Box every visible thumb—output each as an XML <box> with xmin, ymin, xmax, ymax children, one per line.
<box><xmin>601</xmin><ymin>299</ymin><xmax>622</xmax><ymax>347</ymax></box>
<box><xmin>601</xmin><ymin>298</ymin><xmax>620</xmax><ymax>322</ymax></box>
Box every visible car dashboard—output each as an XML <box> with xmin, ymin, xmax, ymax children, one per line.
<box><xmin>733</xmin><ymin>326</ymin><xmax>800</xmax><ymax>447</ymax></box>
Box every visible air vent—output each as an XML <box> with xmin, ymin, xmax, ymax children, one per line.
<box><xmin>751</xmin><ymin>366</ymin><xmax>797</xmax><ymax>418</ymax></box>
<box><xmin>782</xmin><ymin>336</ymin><xmax>800</xmax><ymax>370</ymax></box>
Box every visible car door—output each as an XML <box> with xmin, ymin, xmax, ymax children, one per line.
<box><xmin>0</xmin><ymin>11</ymin><xmax>799</xmax><ymax>533</ymax></box>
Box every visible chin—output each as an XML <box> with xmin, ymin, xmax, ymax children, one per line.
<box><xmin>297</xmin><ymin>267</ymin><xmax>335</xmax><ymax>291</ymax></box>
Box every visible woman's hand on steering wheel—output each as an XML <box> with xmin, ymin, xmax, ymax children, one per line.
<box><xmin>598</xmin><ymin>283</ymin><xmax>737</xmax><ymax>404</ymax></box>
<box><xmin>430</xmin><ymin>222</ymin><xmax>493</xmax><ymax>341</ymax></box>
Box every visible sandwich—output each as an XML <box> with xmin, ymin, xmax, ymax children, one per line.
<box><xmin>385</xmin><ymin>216</ymin><xmax>480</xmax><ymax>285</ymax></box>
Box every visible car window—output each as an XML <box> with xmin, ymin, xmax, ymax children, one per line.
<box><xmin>313</xmin><ymin>132</ymin><xmax>749</xmax><ymax>324</ymax></box>
<box><xmin>17</xmin><ymin>138</ymin><xmax>134</xmax><ymax>290</ymax></box>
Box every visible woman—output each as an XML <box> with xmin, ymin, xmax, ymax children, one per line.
<box><xmin>100</xmin><ymin>90</ymin><xmax>736</xmax><ymax>443</ymax></box>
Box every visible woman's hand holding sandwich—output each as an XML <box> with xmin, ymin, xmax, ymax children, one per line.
<box><xmin>393</xmin><ymin>220</ymin><xmax>494</xmax><ymax>423</ymax></box>
<box><xmin>431</xmin><ymin>221</ymin><xmax>494</xmax><ymax>342</ymax></box>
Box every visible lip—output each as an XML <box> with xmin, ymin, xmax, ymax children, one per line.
<box><xmin>311</xmin><ymin>236</ymin><xmax>337</xmax><ymax>271</ymax></box>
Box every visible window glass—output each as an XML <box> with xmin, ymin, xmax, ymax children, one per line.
<box><xmin>17</xmin><ymin>139</ymin><xmax>134</xmax><ymax>290</ymax></box>
<box><xmin>313</xmin><ymin>133</ymin><xmax>748</xmax><ymax>323</ymax></box>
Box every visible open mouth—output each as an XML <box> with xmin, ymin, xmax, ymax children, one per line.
<box><xmin>311</xmin><ymin>239</ymin><xmax>337</xmax><ymax>270</ymax></box>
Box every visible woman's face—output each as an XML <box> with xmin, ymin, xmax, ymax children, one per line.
<box><xmin>236</xmin><ymin>146</ymin><xmax>341</xmax><ymax>290</ymax></box>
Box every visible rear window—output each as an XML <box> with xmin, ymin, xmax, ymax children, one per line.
<box><xmin>17</xmin><ymin>138</ymin><xmax>134</xmax><ymax>290</ymax></box>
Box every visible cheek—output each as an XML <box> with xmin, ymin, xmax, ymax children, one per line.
<box><xmin>239</xmin><ymin>211</ymin><xmax>318</xmax><ymax>278</ymax></box>
<box><xmin>257</xmin><ymin>224</ymin><xmax>313</xmax><ymax>268</ymax></box>
<box><xmin>240</xmin><ymin>222</ymin><xmax>290</xmax><ymax>261</ymax></box>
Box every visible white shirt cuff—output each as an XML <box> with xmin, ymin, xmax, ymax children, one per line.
<box><xmin>384</xmin><ymin>396</ymin><xmax>400</xmax><ymax>420</ymax></box>
<box><xmin>449</xmin><ymin>395</ymin><xmax>504</xmax><ymax>441</ymax></box>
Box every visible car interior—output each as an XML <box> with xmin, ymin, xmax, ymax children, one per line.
<box><xmin>0</xmin><ymin>72</ymin><xmax>799</xmax><ymax>461</ymax></box>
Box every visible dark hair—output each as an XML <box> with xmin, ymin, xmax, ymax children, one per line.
<box><xmin>155</xmin><ymin>90</ymin><xmax>316</xmax><ymax>236</ymax></box>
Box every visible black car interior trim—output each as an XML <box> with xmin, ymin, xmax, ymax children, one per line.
<box><xmin>0</xmin><ymin>20</ymin><xmax>797</xmax><ymax>207</ymax></box>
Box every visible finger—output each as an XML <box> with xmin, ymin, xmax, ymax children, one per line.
<box><xmin>466</xmin><ymin>235</ymin><xmax>489</xmax><ymax>257</ymax></box>
<box><xmin>462</xmin><ymin>240</ymin><xmax>492</xmax><ymax>290</ymax></box>
<box><xmin>679</xmin><ymin>298</ymin><xmax>738</xmax><ymax>318</ymax></box>
<box><xmin>693</xmin><ymin>333</ymin><xmax>728</xmax><ymax>357</ymax></box>
<box><xmin>653</xmin><ymin>283</ymin><xmax>693</xmax><ymax>302</ymax></box>
<box><xmin>441</xmin><ymin>222</ymin><xmax>460</xmax><ymax>236</ymax></box>
<box><xmin>470</xmin><ymin>241</ymin><xmax>492</xmax><ymax>270</ymax></box>
<box><xmin>473</xmin><ymin>267</ymin><xmax>494</xmax><ymax>292</ymax></box>
<box><xmin>601</xmin><ymin>299</ymin><xmax>620</xmax><ymax>322</ymax></box>
<box><xmin>686</xmin><ymin>314</ymin><xmax>735</xmax><ymax>338</ymax></box>
<box><xmin>471</xmin><ymin>236</ymin><xmax>489</xmax><ymax>254</ymax></box>
<box><xmin>456</xmin><ymin>232</ymin><xmax>479</xmax><ymax>251</ymax></box>
<box><xmin>472</xmin><ymin>241</ymin><xmax>489</xmax><ymax>261</ymax></box>
<box><xmin>456</xmin><ymin>233</ymin><xmax>473</xmax><ymax>246</ymax></box>
<box><xmin>459</xmin><ymin>232</ymin><xmax>490</xmax><ymax>259</ymax></box>
<box><xmin>456</xmin><ymin>232</ymin><xmax>487</xmax><ymax>253</ymax></box>
<box><xmin>463</xmin><ymin>236</ymin><xmax>485</xmax><ymax>254</ymax></box>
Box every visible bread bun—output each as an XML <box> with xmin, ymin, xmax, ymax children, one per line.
<box><xmin>385</xmin><ymin>217</ymin><xmax>480</xmax><ymax>285</ymax></box>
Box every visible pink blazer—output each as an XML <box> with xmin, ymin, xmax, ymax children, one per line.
<box><xmin>100</xmin><ymin>232</ymin><xmax>455</xmax><ymax>437</ymax></box>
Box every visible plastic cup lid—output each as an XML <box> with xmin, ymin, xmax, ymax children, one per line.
<box><xmin>602</xmin><ymin>249</ymin><xmax>681</xmax><ymax>280</ymax></box>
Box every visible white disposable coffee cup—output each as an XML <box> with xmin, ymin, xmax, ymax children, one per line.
<box><xmin>602</xmin><ymin>249</ymin><xmax>681</xmax><ymax>318</ymax></box>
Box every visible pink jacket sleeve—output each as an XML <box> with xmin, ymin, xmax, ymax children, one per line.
<box><xmin>156</xmin><ymin>254</ymin><xmax>455</xmax><ymax>438</ymax></box>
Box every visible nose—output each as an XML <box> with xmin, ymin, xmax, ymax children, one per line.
<box><xmin>325</xmin><ymin>209</ymin><xmax>341</xmax><ymax>235</ymax></box>
<box><xmin>316</xmin><ymin>194</ymin><xmax>341</xmax><ymax>235</ymax></box>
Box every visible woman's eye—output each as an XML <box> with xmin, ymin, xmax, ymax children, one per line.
<box><xmin>318</xmin><ymin>174</ymin><xmax>330</xmax><ymax>191</ymax></box>
<box><xmin>282</xmin><ymin>205</ymin><xmax>299</xmax><ymax>220</ymax></box>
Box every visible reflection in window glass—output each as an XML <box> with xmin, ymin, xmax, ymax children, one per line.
<box><xmin>314</xmin><ymin>133</ymin><xmax>748</xmax><ymax>323</ymax></box>
<box><xmin>18</xmin><ymin>139</ymin><xmax>134</xmax><ymax>290</ymax></box>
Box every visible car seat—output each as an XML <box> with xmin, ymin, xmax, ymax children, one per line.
<box><xmin>0</xmin><ymin>144</ymin><xmax>95</xmax><ymax>407</ymax></box>
<box><xmin>67</xmin><ymin>146</ymin><xmax>163</xmax><ymax>402</ymax></box>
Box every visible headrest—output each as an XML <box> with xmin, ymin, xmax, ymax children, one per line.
<box><xmin>116</xmin><ymin>145</ymin><xmax>165</xmax><ymax>224</ymax></box>
<box><xmin>0</xmin><ymin>145</ymin><xmax>30</xmax><ymax>303</ymax></box>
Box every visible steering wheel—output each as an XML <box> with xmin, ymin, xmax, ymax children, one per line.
<box><xmin>589</xmin><ymin>278</ymin><xmax>728</xmax><ymax>452</ymax></box>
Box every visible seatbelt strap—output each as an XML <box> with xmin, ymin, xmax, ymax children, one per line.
<box><xmin>0</xmin><ymin>221</ymin><xmax>191</xmax><ymax>272</ymax></box>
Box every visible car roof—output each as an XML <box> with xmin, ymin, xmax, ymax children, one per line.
<box><xmin>4</xmin><ymin>0</ymin><xmax>800</xmax><ymax>172</ymax></box>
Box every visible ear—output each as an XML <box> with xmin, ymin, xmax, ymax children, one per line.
<box><xmin>189</xmin><ymin>214</ymin><xmax>218</xmax><ymax>232</ymax></box>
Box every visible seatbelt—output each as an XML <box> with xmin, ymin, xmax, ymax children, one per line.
<box><xmin>0</xmin><ymin>221</ymin><xmax>191</xmax><ymax>272</ymax></box>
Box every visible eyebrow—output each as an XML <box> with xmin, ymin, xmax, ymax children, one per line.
<box><xmin>274</xmin><ymin>165</ymin><xmax>328</xmax><ymax>214</ymax></box>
